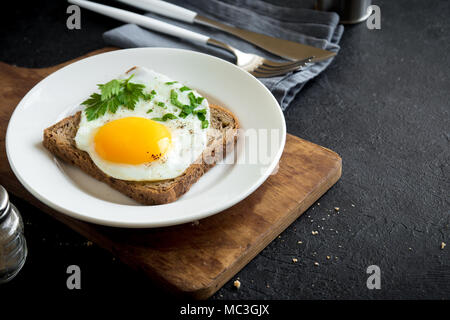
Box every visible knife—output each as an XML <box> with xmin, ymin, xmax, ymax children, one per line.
<box><xmin>114</xmin><ymin>0</ymin><xmax>336</xmax><ymax>62</ymax></box>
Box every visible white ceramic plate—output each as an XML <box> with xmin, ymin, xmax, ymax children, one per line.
<box><xmin>6</xmin><ymin>48</ymin><xmax>285</xmax><ymax>228</ymax></box>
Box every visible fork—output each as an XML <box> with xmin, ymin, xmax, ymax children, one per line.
<box><xmin>207</xmin><ymin>38</ymin><xmax>313</xmax><ymax>78</ymax></box>
<box><xmin>69</xmin><ymin>0</ymin><xmax>313</xmax><ymax>78</ymax></box>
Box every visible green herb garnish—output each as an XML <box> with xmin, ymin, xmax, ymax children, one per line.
<box><xmin>170</xmin><ymin>89</ymin><xmax>187</xmax><ymax>109</ymax></box>
<box><xmin>143</xmin><ymin>89</ymin><xmax>157</xmax><ymax>101</ymax></box>
<box><xmin>169</xmin><ymin>89</ymin><xmax>208</xmax><ymax>128</ymax></box>
<box><xmin>152</xmin><ymin>113</ymin><xmax>178</xmax><ymax>122</ymax></box>
<box><xmin>194</xmin><ymin>109</ymin><xmax>209</xmax><ymax>128</ymax></box>
<box><xmin>165</xmin><ymin>81</ymin><xmax>178</xmax><ymax>85</ymax></box>
<box><xmin>157</xmin><ymin>102</ymin><xmax>166</xmax><ymax>108</ymax></box>
<box><xmin>194</xmin><ymin>109</ymin><xmax>206</xmax><ymax>121</ymax></box>
<box><xmin>99</xmin><ymin>79</ymin><xmax>121</xmax><ymax>100</ymax></box>
<box><xmin>146</xmin><ymin>109</ymin><xmax>153</xmax><ymax>113</ymax></box>
<box><xmin>188</xmin><ymin>92</ymin><xmax>204</xmax><ymax>108</ymax></box>
<box><xmin>180</xmin><ymin>86</ymin><xmax>191</xmax><ymax>92</ymax></box>
<box><xmin>82</xmin><ymin>75</ymin><xmax>147</xmax><ymax>121</ymax></box>
<box><xmin>178</xmin><ymin>106</ymin><xmax>193</xmax><ymax>119</ymax></box>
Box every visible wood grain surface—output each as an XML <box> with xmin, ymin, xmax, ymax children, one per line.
<box><xmin>0</xmin><ymin>48</ymin><xmax>342</xmax><ymax>299</ymax></box>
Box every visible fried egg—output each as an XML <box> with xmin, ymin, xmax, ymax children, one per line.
<box><xmin>74</xmin><ymin>67</ymin><xmax>210</xmax><ymax>181</ymax></box>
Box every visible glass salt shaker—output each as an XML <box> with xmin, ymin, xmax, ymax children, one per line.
<box><xmin>0</xmin><ymin>185</ymin><xmax>27</xmax><ymax>283</ymax></box>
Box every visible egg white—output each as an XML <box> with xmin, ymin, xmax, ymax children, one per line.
<box><xmin>74</xmin><ymin>67</ymin><xmax>210</xmax><ymax>181</ymax></box>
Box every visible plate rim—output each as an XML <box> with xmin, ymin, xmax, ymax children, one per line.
<box><xmin>6</xmin><ymin>47</ymin><xmax>286</xmax><ymax>228</ymax></box>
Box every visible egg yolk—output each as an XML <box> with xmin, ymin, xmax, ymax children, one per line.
<box><xmin>94</xmin><ymin>117</ymin><xmax>171</xmax><ymax>165</ymax></box>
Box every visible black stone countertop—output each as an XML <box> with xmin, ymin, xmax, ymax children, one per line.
<box><xmin>1</xmin><ymin>0</ymin><xmax>448</xmax><ymax>299</ymax></box>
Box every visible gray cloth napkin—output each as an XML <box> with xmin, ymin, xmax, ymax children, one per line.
<box><xmin>103</xmin><ymin>0</ymin><xmax>344</xmax><ymax>110</ymax></box>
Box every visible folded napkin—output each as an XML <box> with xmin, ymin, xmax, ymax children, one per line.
<box><xmin>103</xmin><ymin>0</ymin><xmax>344</xmax><ymax>110</ymax></box>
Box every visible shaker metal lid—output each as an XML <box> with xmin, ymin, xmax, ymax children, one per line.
<box><xmin>0</xmin><ymin>185</ymin><xmax>10</xmax><ymax>221</ymax></box>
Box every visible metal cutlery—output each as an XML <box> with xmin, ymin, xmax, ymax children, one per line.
<box><xmin>207</xmin><ymin>39</ymin><xmax>312</xmax><ymax>78</ymax></box>
<box><xmin>69</xmin><ymin>0</ymin><xmax>313</xmax><ymax>78</ymax></box>
<box><xmin>114</xmin><ymin>0</ymin><xmax>335</xmax><ymax>62</ymax></box>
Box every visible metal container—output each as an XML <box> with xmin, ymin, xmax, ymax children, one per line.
<box><xmin>0</xmin><ymin>185</ymin><xmax>27</xmax><ymax>284</ymax></box>
<box><xmin>315</xmin><ymin>0</ymin><xmax>372</xmax><ymax>24</ymax></box>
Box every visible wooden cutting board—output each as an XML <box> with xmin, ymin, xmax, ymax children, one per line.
<box><xmin>0</xmin><ymin>48</ymin><xmax>341</xmax><ymax>299</ymax></box>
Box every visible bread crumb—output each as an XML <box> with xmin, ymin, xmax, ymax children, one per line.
<box><xmin>334</xmin><ymin>207</ymin><xmax>340</xmax><ymax>212</ymax></box>
<box><xmin>312</xmin><ymin>231</ymin><xmax>319</xmax><ymax>235</ymax></box>
<box><xmin>314</xmin><ymin>262</ymin><xmax>319</xmax><ymax>266</ymax></box>
<box><xmin>298</xmin><ymin>240</ymin><xmax>303</xmax><ymax>244</ymax></box>
<box><xmin>86</xmin><ymin>241</ymin><xmax>93</xmax><ymax>247</ymax></box>
<box><xmin>292</xmin><ymin>258</ymin><xmax>298</xmax><ymax>263</ymax></box>
<box><xmin>326</xmin><ymin>256</ymin><xmax>331</xmax><ymax>260</ymax></box>
<box><xmin>351</xmin><ymin>204</ymin><xmax>355</xmax><ymax>207</ymax></box>
<box><xmin>233</xmin><ymin>280</ymin><xmax>241</xmax><ymax>289</ymax></box>
<box><xmin>441</xmin><ymin>242</ymin><xmax>446</xmax><ymax>250</ymax></box>
<box><xmin>266</xmin><ymin>284</ymin><xmax>270</xmax><ymax>288</ymax></box>
<box><xmin>317</xmin><ymin>202</ymin><xmax>320</xmax><ymax>206</ymax></box>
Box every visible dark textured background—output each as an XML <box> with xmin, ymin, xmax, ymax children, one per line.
<box><xmin>0</xmin><ymin>0</ymin><xmax>449</xmax><ymax>299</ymax></box>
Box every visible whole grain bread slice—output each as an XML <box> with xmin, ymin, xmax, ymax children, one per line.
<box><xmin>43</xmin><ymin>104</ymin><xmax>238</xmax><ymax>205</ymax></box>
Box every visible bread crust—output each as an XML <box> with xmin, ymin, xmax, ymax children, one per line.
<box><xmin>43</xmin><ymin>104</ymin><xmax>238</xmax><ymax>205</ymax></box>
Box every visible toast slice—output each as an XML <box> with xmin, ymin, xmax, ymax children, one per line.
<box><xmin>43</xmin><ymin>104</ymin><xmax>239</xmax><ymax>205</ymax></box>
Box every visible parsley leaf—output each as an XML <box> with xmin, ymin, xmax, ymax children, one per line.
<box><xmin>143</xmin><ymin>90</ymin><xmax>157</xmax><ymax>101</ymax></box>
<box><xmin>188</xmin><ymin>92</ymin><xmax>198</xmax><ymax>107</ymax></box>
<box><xmin>170</xmin><ymin>89</ymin><xmax>188</xmax><ymax>109</ymax></box>
<box><xmin>194</xmin><ymin>109</ymin><xmax>207</xmax><ymax>115</ymax></box>
<box><xmin>152</xmin><ymin>113</ymin><xmax>178</xmax><ymax>122</ymax></box>
<box><xmin>168</xmin><ymin>89</ymin><xmax>207</xmax><ymax>127</ymax></box>
<box><xmin>98</xmin><ymin>79</ymin><xmax>121</xmax><ymax>101</ymax></box>
<box><xmin>82</xmin><ymin>75</ymin><xmax>148</xmax><ymax>121</ymax></box>
<box><xmin>193</xmin><ymin>109</ymin><xmax>208</xmax><ymax>128</ymax></box>
<box><xmin>197</xmin><ymin>96</ymin><xmax>205</xmax><ymax>104</ymax></box>
<box><xmin>83</xmin><ymin>93</ymin><xmax>106</xmax><ymax>121</ymax></box>
<box><xmin>180</xmin><ymin>86</ymin><xmax>191</xmax><ymax>92</ymax></box>
<box><xmin>182</xmin><ymin>105</ymin><xmax>194</xmax><ymax>115</ymax></box>
<box><xmin>118</xmin><ymin>81</ymin><xmax>146</xmax><ymax>110</ymax></box>
<box><xmin>165</xmin><ymin>81</ymin><xmax>178</xmax><ymax>85</ymax></box>
<box><xmin>188</xmin><ymin>92</ymin><xmax>205</xmax><ymax>108</ymax></box>
<box><xmin>195</xmin><ymin>110</ymin><xmax>206</xmax><ymax>121</ymax></box>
